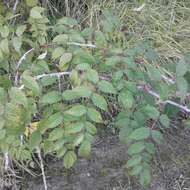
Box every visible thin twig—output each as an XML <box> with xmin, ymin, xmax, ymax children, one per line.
<box><xmin>4</xmin><ymin>152</ymin><xmax>9</xmax><ymax>171</ymax></box>
<box><xmin>37</xmin><ymin>148</ymin><xmax>47</xmax><ymax>190</ymax></box>
<box><xmin>67</xmin><ymin>42</ymin><xmax>96</xmax><ymax>48</ymax></box>
<box><xmin>161</xmin><ymin>74</ymin><xmax>175</xmax><ymax>84</ymax></box>
<box><xmin>18</xmin><ymin>70</ymin><xmax>190</xmax><ymax>113</ymax></box>
<box><xmin>34</xmin><ymin>71</ymin><xmax>71</xmax><ymax>80</ymax></box>
<box><xmin>138</xmin><ymin>86</ymin><xmax>190</xmax><ymax>113</ymax></box>
<box><xmin>15</xmin><ymin>48</ymin><xmax>34</xmax><ymax>85</ymax></box>
<box><xmin>133</xmin><ymin>3</ymin><xmax>146</xmax><ymax>12</ymax></box>
<box><xmin>16</xmin><ymin>48</ymin><xmax>34</xmax><ymax>70</ymax></box>
<box><xmin>13</xmin><ymin>0</ymin><xmax>19</xmax><ymax>14</ymax></box>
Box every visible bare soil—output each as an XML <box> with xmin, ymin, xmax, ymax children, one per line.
<box><xmin>2</xmin><ymin>126</ymin><xmax>190</xmax><ymax>190</ymax></box>
<box><xmin>5</xmin><ymin>127</ymin><xmax>190</xmax><ymax>190</ymax></box>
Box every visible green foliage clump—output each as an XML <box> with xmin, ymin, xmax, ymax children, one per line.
<box><xmin>0</xmin><ymin>5</ymin><xmax>190</xmax><ymax>187</ymax></box>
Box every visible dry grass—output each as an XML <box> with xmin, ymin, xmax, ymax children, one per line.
<box><xmin>43</xmin><ymin>0</ymin><xmax>190</xmax><ymax>61</ymax></box>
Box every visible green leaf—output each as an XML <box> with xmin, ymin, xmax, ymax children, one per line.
<box><xmin>151</xmin><ymin>130</ymin><xmax>163</xmax><ymax>144</ymax></box>
<box><xmin>0</xmin><ymin>129</ymin><xmax>6</xmax><ymax>140</ymax></box>
<box><xmin>0</xmin><ymin>38</ymin><xmax>9</xmax><ymax>54</ymax></box>
<box><xmin>43</xmin><ymin>141</ymin><xmax>55</xmax><ymax>155</ymax></box>
<box><xmin>98</xmin><ymin>81</ymin><xmax>116</xmax><ymax>94</ymax></box>
<box><xmin>26</xmin><ymin>0</ymin><xmax>38</xmax><ymax>7</ymax></box>
<box><xmin>105</xmin><ymin>56</ymin><xmax>121</xmax><ymax>66</ymax></box>
<box><xmin>73</xmin><ymin>133</ymin><xmax>85</xmax><ymax>146</ymax></box>
<box><xmin>130</xmin><ymin>165</ymin><xmax>143</xmax><ymax>176</ymax></box>
<box><xmin>119</xmin><ymin>126</ymin><xmax>133</xmax><ymax>144</ymax></box>
<box><xmin>84</xmin><ymin>132</ymin><xmax>94</xmax><ymax>142</ymax></box>
<box><xmin>60</xmin><ymin>52</ymin><xmax>72</xmax><ymax>64</ymax></box>
<box><xmin>73</xmin><ymin>86</ymin><xmax>92</xmax><ymax>98</ymax></box>
<box><xmin>65</xmin><ymin>122</ymin><xmax>84</xmax><ymax>134</ymax></box>
<box><xmin>16</xmin><ymin>25</ymin><xmax>26</xmax><ymax>36</ymax></box>
<box><xmin>0</xmin><ymin>49</ymin><xmax>3</xmax><ymax>60</ymax></box>
<box><xmin>128</xmin><ymin>142</ymin><xmax>145</xmax><ymax>155</ymax></box>
<box><xmin>177</xmin><ymin>77</ymin><xmax>188</xmax><ymax>99</ymax></box>
<box><xmin>19</xmin><ymin>149</ymin><xmax>32</xmax><ymax>161</ymax></box>
<box><xmin>57</xmin><ymin>17</ymin><xmax>78</xmax><ymax>26</ymax></box>
<box><xmin>126</xmin><ymin>155</ymin><xmax>142</xmax><ymax>168</ymax></box>
<box><xmin>86</xmin><ymin>69</ymin><xmax>99</xmax><ymax>84</ymax></box>
<box><xmin>129</xmin><ymin>127</ymin><xmax>150</xmax><ymax>140</ymax></box>
<box><xmin>13</xmin><ymin>37</ymin><xmax>22</xmax><ymax>52</ymax></box>
<box><xmin>159</xmin><ymin>114</ymin><xmax>170</xmax><ymax>128</ymax></box>
<box><xmin>85</xmin><ymin>121</ymin><xmax>97</xmax><ymax>135</ymax></box>
<box><xmin>95</xmin><ymin>31</ymin><xmax>107</xmax><ymax>47</ymax></box>
<box><xmin>63</xmin><ymin>151</ymin><xmax>77</xmax><ymax>169</ymax></box>
<box><xmin>57</xmin><ymin>147</ymin><xmax>67</xmax><ymax>158</ymax></box>
<box><xmin>29</xmin><ymin>131</ymin><xmax>42</xmax><ymax>149</ymax></box>
<box><xmin>92</xmin><ymin>93</ymin><xmax>107</xmax><ymax>111</ymax></box>
<box><xmin>52</xmin><ymin>47</ymin><xmax>65</xmax><ymax>60</ymax></box>
<box><xmin>0</xmin><ymin>26</ymin><xmax>9</xmax><ymax>38</ymax></box>
<box><xmin>81</xmin><ymin>27</ymin><xmax>93</xmax><ymax>38</ymax></box>
<box><xmin>22</xmin><ymin>72</ymin><xmax>40</xmax><ymax>96</ymax></box>
<box><xmin>62</xmin><ymin>90</ymin><xmax>78</xmax><ymax>100</ymax></box>
<box><xmin>65</xmin><ymin>105</ymin><xmax>86</xmax><ymax>117</ymax></box>
<box><xmin>112</xmin><ymin>71</ymin><xmax>123</xmax><ymax>82</ymax></box>
<box><xmin>73</xmin><ymin>49</ymin><xmax>95</xmax><ymax>65</ymax></box>
<box><xmin>143</xmin><ymin>105</ymin><xmax>160</xmax><ymax>120</ymax></box>
<box><xmin>41</xmin><ymin>91</ymin><xmax>62</xmax><ymax>105</ymax></box>
<box><xmin>53</xmin><ymin>34</ymin><xmax>68</xmax><ymax>44</ymax></box>
<box><xmin>118</xmin><ymin>91</ymin><xmax>134</xmax><ymax>109</ymax></box>
<box><xmin>78</xmin><ymin>140</ymin><xmax>91</xmax><ymax>157</ymax></box>
<box><xmin>30</xmin><ymin>6</ymin><xmax>44</xmax><ymax>19</ymax></box>
<box><xmin>9</xmin><ymin>87</ymin><xmax>28</xmax><ymax>107</ymax></box>
<box><xmin>87</xmin><ymin>108</ymin><xmax>102</xmax><ymax>123</ymax></box>
<box><xmin>53</xmin><ymin>140</ymin><xmax>65</xmax><ymax>151</ymax></box>
<box><xmin>0</xmin><ymin>87</ymin><xmax>6</xmax><ymax>103</ymax></box>
<box><xmin>0</xmin><ymin>104</ymin><xmax>4</xmax><ymax>116</ymax></box>
<box><xmin>62</xmin><ymin>86</ymin><xmax>92</xmax><ymax>100</ymax></box>
<box><xmin>145</xmin><ymin>143</ymin><xmax>155</xmax><ymax>155</ymax></box>
<box><xmin>140</xmin><ymin>169</ymin><xmax>151</xmax><ymax>186</ymax></box>
<box><xmin>76</xmin><ymin>63</ymin><xmax>91</xmax><ymax>71</ymax></box>
<box><xmin>59</xmin><ymin>53</ymin><xmax>72</xmax><ymax>71</ymax></box>
<box><xmin>176</xmin><ymin>58</ymin><xmax>188</xmax><ymax>77</ymax></box>
<box><xmin>0</xmin><ymin>118</ymin><xmax>5</xmax><ymax>129</ymax></box>
<box><xmin>147</xmin><ymin>65</ymin><xmax>162</xmax><ymax>81</ymax></box>
<box><xmin>48</xmin><ymin>128</ymin><xmax>64</xmax><ymax>141</ymax></box>
<box><xmin>40</xmin><ymin>76</ymin><xmax>57</xmax><ymax>87</ymax></box>
<box><xmin>39</xmin><ymin>112</ymin><xmax>63</xmax><ymax>132</ymax></box>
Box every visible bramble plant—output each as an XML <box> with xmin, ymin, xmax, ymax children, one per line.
<box><xmin>0</xmin><ymin>4</ymin><xmax>190</xmax><ymax>188</ymax></box>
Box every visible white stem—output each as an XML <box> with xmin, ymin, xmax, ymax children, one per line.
<box><xmin>133</xmin><ymin>3</ymin><xmax>146</xmax><ymax>12</ymax></box>
<box><xmin>13</xmin><ymin>0</ymin><xmax>19</xmax><ymax>14</ymax></box>
<box><xmin>20</xmin><ymin>134</ymin><xmax>24</xmax><ymax>146</ymax></box>
<box><xmin>15</xmin><ymin>48</ymin><xmax>34</xmax><ymax>85</ymax></box>
<box><xmin>4</xmin><ymin>152</ymin><xmax>9</xmax><ymax>171</ymax></box>
<box><xmin>67</xmin><ymin>42</ymin><xmax>96</xmax><ymax>48</ymax></box>
<box><xmin>161</xmin><ymin>75</ymin><xmax>175</xmax><ymax>84</ymax></box>
<box><xmin>37</xmin><ymin>148</ymin><xmax>48</xmax><ymax>190</ymax></box>
<box><xmin>34</xmin><ymin>72</ymin><xmax>71</xmax><ymax>80</ymax></box>
<box><xmin>18</xmin><ymin>70</ymin><xmax>190</xmax><ymax>113</ymax></box>
<box><xmin>138</xmin><ymin>86</ymin><xmax>190</xmax><ymax>113</ymax></box>
<box><xmin>165</xmin><ymin>100</ymin><xmax>190</xmax><ymax>113</ymax></box>
<box><xmin>16</xmin><ymin>48</ymin><xmax>34</xmax><ymax>70</ymax></box>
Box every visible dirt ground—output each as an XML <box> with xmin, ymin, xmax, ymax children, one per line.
<box><xmin>17</xmin><ymin>126</ymin><xmax>190</xmax><ymax>190</ymax></box>
<box><xmin>5</xmin><ymin>126</ymin><xmax>190</xmax><ymax>190</ymax></box>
